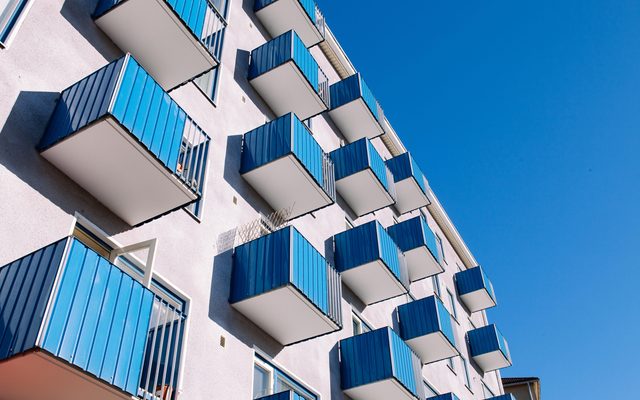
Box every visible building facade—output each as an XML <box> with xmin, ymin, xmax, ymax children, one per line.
<box><xmin>502</xmin><ymin>378</ymin><xmax>541</xmax><ymax>400</ymax></box>
<box><xmin>0</xmin><ymin>1</ymin><xmax>513</xmax><ymax>400</ymax></box>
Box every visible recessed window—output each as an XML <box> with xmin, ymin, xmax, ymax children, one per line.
<box><xmin>482</xmin><ymin>381</ymin><xmax>495</xmax><ymax>398</ymax></box>
<box><xmin>0</xmin><ymin>0</ymin><xmax>30</xmax><ymax>47</ymax></box>
<box><xmin>447</xmin><ymin>288</ymin><xmax>458</xmax><ymax>320</ymax></box>
<box><xmin>423</xmin><ymin>380</ymin><xmax>438</xmax><ymax>397</ymax></box>
<box><xmin>432</xmin><ymin>275</ymin><xmax>441</xmax><ymax>298</ymax></box>
<box><xmin>435</xmin><ymin>233</ymin><xmax>446</xmax><ymax>264</ymax></box>
<box><xmin>351</xmin><ymin>312</ymin><xmax>372</xmax><ymax>335</ymax></box>
<box><xmin>253</xmin><ymin>355</ymin><xmax>317</xmax><ymax>399</ymax></box>
<box><xmin>447</xmin><ymin>356</ymin><xmax>456</xmax><ymax>373</ymax></box>
<box><xmin>461</xmin><ymin>356</ymin><xmax>472</xmax><ymax>389</ymax></box>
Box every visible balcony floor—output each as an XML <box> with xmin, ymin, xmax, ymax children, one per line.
<box><xmin>473</xmin><ymin>350</ymin><xmax>511</xmax><ymax>372</ymax></box>
<box><xmin>460</xmin><ymin>290</ymin><xmax>496</xmax><ymax>313</ymax></box>
<box><xmin>242</xmin><ymin>154</ymin><xmax>332</xmax><ymax>219</ymax></box>
<box><xmin>394</xmin><ymin>178</ymin><xmax>429</xmax><ymax>215</ymax></box>
<box><xmin>41</xmin><ymin>117</ymin><xmax>197</xmax><ymax>226</ymax></box>
<box><xmin>341</xmin><ymin>260</ymin><xmax>405</xmax><ymax>305</ymax></box>
<box><xmin>406</xmin><ymin>332</ymin><xmax>458</xmax><ymax>364</ymax></box>
<box><xmin>231</xmin><ymin>285</ymin><xmax>338</xmax><ymax>345</ymax></box>
<box><xmin>405</xmin><ymin>247</ymin><xmax>443</xmax><ymax>281</ymax></box>
<box><xmin>95</xmin><ymin>0</ymin><xmax>217</xmax><ymax>90</ymax></box>
<box><xmin>0</xmin><ymin>350</ymin><xmax>130</xmax><ymax>400</ymax></box>
<box><xmin>344</xmin><ymin>378</ymin><xmax>415</xmax><ymax>400</ymax></box>
<box><xmin>250</xmin><ymin>61</ymin><xmax>327</xmax><ymax>120</ymax></box>
<box><xmin>255</xmin><ymin>0</ymin><xmax>324</xmax><ymax>47</ymax></box>
<box><xmin>336</xmin><ymin>169</ymin><xmax>394</xmax><ymax>217</ymax></box>
<box><xmin>329</xmin><ymin>99</ymin><xmax>383</xmax><ymax>143</ymax></box>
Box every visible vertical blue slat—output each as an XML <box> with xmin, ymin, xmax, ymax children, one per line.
<box><xmin>454</xmin><ymin>266</ymin><xmax>496</xmax><ymax>302</ymax></box>
<box><xmin>428</xmin><ymin>394</ymin><xmax>461</xmax><ymax>400</ymax></box>
<box><xmin>254</xmin><ymin>0</ymin><xmax>317</xmax><ymax>23</ymax></box>
<box><xmin>291</xmin><ymin>228</ymin><xmax>328</xmax><ymax>315</ymax></box>
<box><xmin>386</xmin><ymin>153</ymin><xmax>428</xmax><ymax>194</ymax></box>
<box><xmin>330</xmin><ymin>73</ymin><xmax>380</xmax><ymax>120</ymax></box>
<box><xmin>330</xmin><ymin>138</ymin><xmax>393</xmax><ymax>194</ymax></box>
<box><xmin>397</xmin><ymin>296</ymin><xmax>454</xmax><ymax>345</ymax></box>
<box><xmin>468</xmin><ymin>324</ymin><xmax>511</xmax><ymax>362</ymax></box>
<box><xmin>389</xmin><ymin>329</ymin><xmax>420</xmax><ymax>397</ymax></box>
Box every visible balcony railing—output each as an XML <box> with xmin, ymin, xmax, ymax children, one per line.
<box><xmin>230</xmin><ymin>226</ymin><xmax>342</xmax><ymax>345</ymax></box>
<box><xmin>385</xmin><ymin>152</ymin><xmax>430</xmax><ymax>214</ymax></box>
<box><xmin>255</xmin><ymin>391</ymin><xmax>307</xmax><ymax>400</ymax></box>
<box><xmin>333</xmin><ymin>220</ymin><xmax>408</xmax><ymax>305</ymax></box>
<box><xmin>248</xmin><ymin>30</ymin><xmax>329</xmax><ymax>120</ymax></box>
<box><xmin>467</xmin><ymin>324</ymin><xmax>512</xmax><ymax>372</ymax></box>
<box><xmin>487</xmin><ymin>395</ymin><xmax>517</xmax><ymax>400</ymax></box>
<box><xmin>240</xmin><ymin>113</ymin><xmax>335</xmax><ymax>220</ymax></box>
<box><xmin>454</xmin><ymin>266</ymin><xmax>497</xmax><ymax>313</ymax></box>
<box><xmin>427</xmin><ymin>394</ymin><xmax>461</xmax><ymax>400</ymax></box>
<box><xmin>387</xmin><ymin>216</ymin><xmax>443</xmax><ymax>281</ymax></box>
<box><xmin>397</xmin><ymin>296</ymin><xmax>459</xmax><ymax>364</ymax></box>
<box><xmin>254</xmin><ymin>0</ymin><xmax>326</xmax><ymax>47</ymax></box>
<box><xmin>340</xmin><ymin>327</ymin><xmax>425</xmax><ymax>400</ymax></box>
<box><xmin>39</xmin><ymin>55</ymin><xmax>210</xmax><ymax>226</ymax></box>
<box><xmin>94</xmin><ymin>0</ymin><xmax>227</xmax><ymax>90</ymax></box>
<box><xmin>328</xmin><ymin>73</ymin><xmax>385</xmax><ymax>143</ymax></box>
<box><xmin>330</xmin><ymin>138</ymin><xmax>397</xmax><ymax>216</ymax></box>
<box><xmin>0</xmin><ymin>237</ymin><xmax>185</xmax><ymax>400</ymax></box>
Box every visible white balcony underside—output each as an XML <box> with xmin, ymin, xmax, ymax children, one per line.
<box><xmin>232</xmin><ymin>285</ymin><xmax>338</xmax><ymax>345</ymax></box>
<box><xmin>394</xmin><ymin>178</ymin><xmax>429</xmax><ymax>215</ymax></box>
<box><xmin>0</xmin><ymin>351</ymin><xmax>130</xmax><ymax>400</ymax></box>
<box><xmin>459</xmin><ymin>289</ymin><xmax>496</xmax><ymax>313</ymax></box>
<box><xmin>41</xmin><ymin>118</ymin><xmax>196</xmax><ymax>226</ymax></box>
<box><xmin>343</xmin><ymin>378</ymin><xmax>416</xmax><ymax>400</ymax></box>
<box><xmin>328</xmin><ymin>99</ymin><xmax>383</xmax><ymax>143</ymax></box>
<box><xmin>336</xmin><ymin>169</ymin><xmax>394</xmax><ymax>217</ymax></box>
<box><xmin>95</xmin><ymin>0</ymin><xmax>216</xmax><ymax>90</ymax></box>
<box><xmin>404</xmin><ymin>246</ymin><xmax>443</xmax><ymax>281</ymax></box>
<box><xmin>242</xmin><ymin>154</ymin><xmax>331</xmax><ymax>219</ymax></box>
<box><xmin>250</xmin><ymin>61</ymin><xmax>326</xmax><ymax>120</ymax></box>
<box><xmin>473</xmin><ymin>350</ymin><xmax>511</xmax><ymax>372</ymax></box>
<box><xmin>406</xmin><ymin>332</ymin><xmax>458</xmax><ymax>364</ymax></box>
<box><xmin>341</xmin><ymin>260</ymin><xmax>405</xmax><ymax>305</ymax></box>
<box><xmin>255</xmin><ymin>0</ymin><xmax>324</xmax><ymax>47</ymax></box>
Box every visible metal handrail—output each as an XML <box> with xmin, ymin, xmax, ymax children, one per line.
<box><xmin>322</xmin><ymin>152</ymin><xmax>336</xmax><ymax>201</ymax></box>
<box><xmin>176</xmin><ymin>119</ymin><xmax>210</xmax><ymax>196</ymax></box>
<box><xmin>201</xmin><ymin>0</ymin><xmax>227</xmax><ymax>62</ymax></box>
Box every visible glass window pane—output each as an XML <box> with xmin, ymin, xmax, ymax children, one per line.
<box><xmin>253</xmin><ymin>365</ymin><xmax>271</xmax><ymax>398</ymax></box>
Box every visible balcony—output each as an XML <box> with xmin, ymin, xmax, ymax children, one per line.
<box><xmin>94</xmin><ymin>0</ymin><xmax>226</xmax><ymax>90</ymax></box>
<box><xmin>240</xmin><ymin>113</ymin><xmax>335</xmax><ymax>219</ymax></box>
<box><xmin>427</xmin><ymin>394</ymin><xmax>460</xmax><ymax>400</ymax></box>
<box><xmin>467</xmin><ymin>324</ymin><xmax>512</xmax><ymax>372</ymax></box>
<box><xmin>39</xmin><ymin>55</ymin><xmax>210</xmax><ymax>226</ymax></box>
<box><xmin>487</xmin><ymin>396</ymin><xmax>517</xmax><ymax>400</ymax></box>
<box><xmin>340</xmin><ymin>327</ymin><xmax>424</xmax><ymax>400</ymax></box>
<box><xmin>397</xmin><ymin>296</ymin><xmax>458</xmax><ymax>364</ymax></box>
<box><xmin>256</xmin><ymin>391</ymin><xmax>307</xmax><ymax>400</ymax></box>
<box><xmin>333</xmin><ymin>221</ymin><xmax>408</xmax><ymax>305</ymax></box>
<box><xmin>330</xmin><ymin>138</ymin><xmax>396</xmax><ymax>216</ymax></box>
<box><xmin>386</xmin><ymin>216</ymin><xmax>443</xmax><ymax>281</ymax></box>
<box><xmin>385</xmin><ymin>153</ymin><xmax>430</xmax><ymax>214</ymax></box>
<box><xmin>0</xmin><ymin>238</ymin><xmax>185</xmax><ymax>400</ymax></box>
<box><xmin>454</xmin><ymin>266</ymin><xmax>497</xmax><ymax>313</ymax></box>
<box><xmin>254</xmin><ymin>0</ymin><xmax>325</xmax><ymax>47</ymax></box>
<box><xmin>230</xmin><ymin>226</ymin><xmax>342</xmax><ymax>345</ymax></box>
<box><xmin>328</xmin><ymin>73</ymin><xmax>384</xmax><ymax>143</ymax></box>
<box><xmin>248</xmin><ymin>30</ymin><xmax>329</xmax><ymax>120</ymax></box>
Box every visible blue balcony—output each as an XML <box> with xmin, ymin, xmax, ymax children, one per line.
<box><xmin>333</xmin><ymin>221</ymin><xmax>408</xmax><ymax>305</ymax></box>
<box><xmin>0</xmin><ymin>238</ymin><xmax>184</xmax><ymax>400</ymax></box>
<box><xmin>427</xmin><ymin>394</ymin><xmax>460</xmax><ymax>400</ymax></box>
<box><xmin>328</xmin><ymin>73</ymin><xmax>384</xmax><ymax>143</ymax></box>
<box><xmin>240</xmin><ymin>113</ymin><xmax>335</xmax><ymax>219</ymax></box>
<box><xmin>330</xmin><ymin>138</ymin><xmax>396</xmax><ymax>216</ymax></box>
<box><xmin>467</xmin><ymin>324</ymin><xmax>512</xmax><ymax>372</ymax></box>
<box><xmin>255</xmin><ymin>0</ymin><xmax>325</xmax><ymax>47</ymax></box>
<box><xmin>340</xmin><ymin>327</ymin><xmax>424</xmax><ymax>400</ymax></box>
<box><xmin>385</xmin><ymin>153</ymin><xmax>430</xmax><ymax>214</ymax></box>
<box><xmin>248</xmin><ymin>30</ymin><xmax>329</xmax><ymax>120</ymax></box>
<box><xmin>39</xmin><ymin>55</ymin><xmax>210</xmax><ymax>226</ymax></box>
<box><xmin>386</xmin><ymin>216</ymin><xmax>443</xmax><ymax>281</ymax></box>
<box><xmin>454</xmin><ymin>266</ymin><xmax>497</xmax><ymax>313</ymax></box>
<box><xmin>487</xmin><ymin>395</ymin><xmax>517</xmax><ymax>400</ymax></box>
<box><xmin>230</xmin><ymin>226</ymin><xmax>342</xmax><ymax>345</ymax></box>
<box><xmin>397</xmin><ymin>296</ymin><xmax>458</xmax><ymax>364</ymax></box>
<box><xmin>256</xmin><ymin>392</ymin><xmax>307</xmax><ymax>400</ymax></box>
<box><xmin>94</xmin><ymin>0</ymin><xmax>226</xmax><ymax>90</ymax></box>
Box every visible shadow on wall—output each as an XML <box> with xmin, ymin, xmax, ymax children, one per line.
<box><xmin>233</xmin><ymin>49</ymin><xmax>275</xmax><ymax>119</ymax></box>
<box><xmin>329</xmin><ymin>342</ymin><xmax>349</xmax><ymax>399</ymax></box>
<box><xmin>0</xmin><ymin>91</ymin><xmax>128</xmax><ymax>235</ymax></box>
<box><xmin>60</xmin><ymin>0</ymin><xmax>122</xmax><ymax>60</ymax></box>
<box><xmin>208</xmin><ymin>249</ymin><xmax>284</xmax><ymax>357</ymax></box>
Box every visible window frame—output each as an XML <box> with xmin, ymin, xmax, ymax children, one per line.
<box><xmin>0</xmin><ymin>0</ymin><xmax>32</xmax><ymax>48</ymax></box>
<box><xmin>435</xmin><ymin>233</ymin><xmax>446</xmax><ymax>264</ymax></box>
<box><xmin>351</xmin><ymin>311</ymin><xmax>372</xmax><ymax>335</ymax></box>
<box><xmin>446</xmin><ymin>288</ymin><xmax>458</xmax><ymax>322</ymax></box>
<box><xmin>461</xmin><ymin>356</ymin><xmax>472</xmax><ymax>391</ymax></box>
<box><xmin>252</xmin><ymin>353</ymin><xmax>319</xmax><ymax>400</ymax></box>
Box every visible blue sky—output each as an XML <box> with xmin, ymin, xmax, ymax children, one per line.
<box><xmin>321</xmin><ymin>1</ymin><xmax>640</xmax><ymax>398</ymax></box>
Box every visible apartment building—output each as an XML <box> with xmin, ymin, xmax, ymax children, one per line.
<box><xmin>502</xmin><ymin>378</ymin><xmax>541</xmax><ymax>400</ymax></box>
<box><xmin>0</xmin><ymin>1</ymin><xmax>514</xmax><ymax>400</ymax></box>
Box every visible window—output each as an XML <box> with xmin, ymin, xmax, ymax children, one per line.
<box><xmin>0</xmin><ymin>0</ymin><xmax>30</xmax><ymax>47</ymax></box>
<box><xmin>482</xmin><ymin>382</ymin><xmax>495</xmax><ymax>398</ymax></box>
<box><xmin>193</xmin><ymin>0</ymin><xmax>228</xmax><ymax>104</ymax></box>
<box><xmin>345</xmin><ymin>217</ymin><xmax>354</xmax><ymax>229</ymax></box>
<box><xmin>461</xmin><ymin>356</ymin><xmax>472</xmax><ymax>389</ymax></box>
<box><xmin>447</xmin><ymin>356</ymin><xmax>456</xmax><ymax>373</ymax></box>
<box><xmin>432</xmin><ymin>275</ymin><xmax>441</xmax><ymax>298</ymax></box>
<box><xmin>446</xmin><ymin>289</ymin><xmax>458</xmax><ymax>321</ymax></box>
<box><xmin>423</xmin><ymin>381</ymin><xmax>438</xmax><ymax>397</ymax></box>
<box><xmin>352</xmin><ymin>312</ymin><xmax>371</xmax><ymax>335</ymax></box>
<box><xmin>253</xmin><ymin>355</ymin><xmax>317</xmax><ymax>400</ymax></box>
<box><xmin>435</xmin><ymin>233</ymin><xmax>446</xmax><ymax>264</ymax></box>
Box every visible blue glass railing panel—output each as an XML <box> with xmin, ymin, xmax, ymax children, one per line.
<box><xmin>427</xmin><ymin>394</ymin><xmax>461</xmax><ymax>400</ymax></box>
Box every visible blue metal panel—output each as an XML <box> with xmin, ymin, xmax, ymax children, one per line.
<box><xmin>41</xmin><ymin>238</ymin><xmax>154</xmax><ymax>396</ymax></box>
<box><xmin>488</xmin><ymin>395</ymin><xmax>517</xmax><ymax>400</ymax></box>
<box><xmin>254</xmin><ymin>0</ymin><xmax>317</xmax><ymax>24</ymax></box>
<box><xmin>467</xmin><ymin>324</ymin><xmax>511</xmax><ymax>362</ymax></box>
<box><xmin>0</xmin><ymin>239</ymin><xmax>67</xmax><ymax>361</ymax></box>
<box><xmin>333</xmin><ymin>221</ymin><xmax>406</xmax><ymax>286</ymax></box>
<box><xmin>340</xmin><ymin>327</ymin><xmax>423</xmax><ymax>399</ymax></box>
<box><xmin>454</xmin><ymin>266</ymin><xmax>496</xmax><ymax>302</ymax></box>
<box><xmin>427</xmin><ymin>393</ymin><xmax>461</xmax><ymax>400</ymax></box>
<box><xmin>248</xmin><ymin>31</ymin><xmax>321</xmax><ymax>92</ymax></box>
<box><xmin>386</xmin><ymin>152</ymin><xmax>428</xmax><ymax>194</ymax></box>
<box><xmin>387</xmin><ymin>216</ymin><xmax>441</xmax><ymax>263</ymax></box>
<box><xmin>330</xmin><ymin>138</ymin><xmax>394</xmax><ymax>195</ymax></box>
<box><xmin>0</xmin><ymin>0</ymin><xmax>29</xmax><ymax>44</ymax></box>
<box><xmin>397</xmin><ymin>296</ymin><xmax>455</xmax><ymax>347</ymax></box>
<box><xmin>255</xmin><ymin>391</ymin><xmax>307</xmax><ymax>400</ymax></box>
<box><xmin>329</xmin><ymin>73</ymin><xmax>380</xmax><ymax>120</ymax></box>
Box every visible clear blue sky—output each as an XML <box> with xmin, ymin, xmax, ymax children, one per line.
<box><xmin>320</xmin><ymin>1</ymin><xmax>640</xmax><ymax>398</ymax></box>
